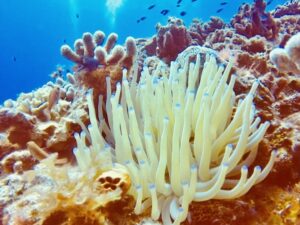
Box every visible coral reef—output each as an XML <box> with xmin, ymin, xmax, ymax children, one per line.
<box><xmin>73</xmin><ymin>52</ymin><xmax>275</xmax><ymax>224</ymax></box>
<box><xmin>1</xmin><ymin>155</ymin><xmax>131</xmax><ymax>225</ymax></box>
<box><xmin>142</xmin><ymin>17</ymin><xmax>226</xmax><ymax>63</ymax></box>
<box><xmin>139</xmin><ymin>0</ymin><xmax>299</xmax><ymax>78</ymax></box>
<box><xmin>0</xmin><ymin>79</ymin><xmax>87</xmax><ymax>175</ymax></box>
<box><xmin>1</xmin><ymin>0</ymin><xmax>300</xmax><ymax>224</ymax></box>
<box><xmin>186</xmin><ymin>183</ymin><xmax>300</xmax><ymax>225</ymax></box>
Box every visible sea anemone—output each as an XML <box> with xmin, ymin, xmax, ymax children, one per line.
<box><xmin>74</xmin><ymin>53</ymin><xmax>276</xmax><ymax>224</ymax></box>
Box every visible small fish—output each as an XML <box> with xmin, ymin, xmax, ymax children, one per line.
<box><xmin>191</xmin><ymin>0</ymin><xmax>197</xmax><ymax>2</ymax></box>
<box><xmin>63</xmin><ymin>39</ymin><xmax>66</xmax><ymax>44</ymax></box>
<box><xmin>216</xmin><ymin>8</ymin><xmax>223</xmax><ymax>13</ymax></box>
<box><xmin>13</xmin><ymin>56</ymin><xmax>16</xmax><ymax>62</ymax></box>
<box><xmin>220</xmin><ymin>2</ymin><xmax>228</xmax><ymax>5</ymax></box>
<box><xmin>148</xmin><ymin>4</ymin><xmax>155</xmax><ymax>10</ymax></box>
<box><xmin>160</xmin><ymin>9</ymin><xmax>170</xmax><ymax>16</ymax></box>
<box><xmin>176</xmin><ymin>4</ymin><xmax>181</xmax><ymax>7</ymax></box>
<box><xmin>140</xmin><ymin>16</ymin><xmax>146</xmax><ymax>21</ymax></box>
<box><xmin>266</xmin><ymin>0</ymin><xmax>273</xmax><ymax>5</ymax></box>
<box><xmin>180</xmin><ymin>11</ymin><xmax>186</xmax><ymax>16</ymax></box>
<box><xmin>137</xmin><ymin>19</ymin><xmax>141</xmax><ymax>23</ymax></box>
<box><xmin>177</xmin><ymin>0</ymin><xmax>182</xmax><ymax>4</ymax></box>
<box><xmin>76</xmin><ymin>13</ymin><xmax>79</xmax><ymax>18</ymax></box>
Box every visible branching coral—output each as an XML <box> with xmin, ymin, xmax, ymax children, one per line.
<box><xmin>189</xmin><ymin>17</ymin><xmax>226</xmax><ymax>46</ymax></box>
<box><xmin>61</xmin><ymin>30</ymin><xmax>137</xmax><ymax>100</ymax></box>
<box><xmin>61</xmin><ymin>31</ymin><xmax>136</xmax><ymax>69</ymax></box>
<box><xmin>231</xmin><ymin>0</ymin><xmax>278</xmax><ymax>40</ymax></box>
<box><xmin>74</xmin><ymin>50</ymin><xmax>276</xmax><ymax>224</ymax></box>
<box><xmin>155</xmin><ymin>17</ymin><xmax>192</xmax><ymax>63</ymax></box>
<box><xmin>272</xmin><ymin>0</ymin><xmax>300</xmax><ymax>18</ymax></box>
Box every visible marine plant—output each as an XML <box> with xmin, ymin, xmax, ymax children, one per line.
<box><xmin>73</xmin><ymin>50</ymin><xmax>276</xmax><ymax>224</ymax></box>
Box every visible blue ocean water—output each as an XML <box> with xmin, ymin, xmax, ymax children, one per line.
<box><xmin>0</xmin><ymin>0</ymin><xmax>286</xmax><ymax>104</ymax></box>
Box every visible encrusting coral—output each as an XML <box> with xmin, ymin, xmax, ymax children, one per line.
<box><xmin>73</xmin><ymin>49</ymin><xmax>276</xmax><ymax>224</ymax></box>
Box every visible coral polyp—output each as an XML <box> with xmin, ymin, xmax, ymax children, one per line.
<box><xmin>74</xmin><ymin>51</ymin><xmax>276</xmax><ymax>224</ymax></box>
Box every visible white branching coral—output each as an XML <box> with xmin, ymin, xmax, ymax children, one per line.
<box><xmin>74</xmin><ymin>53</ymin><xmax>276</xmax><ymax>225</ymax></box>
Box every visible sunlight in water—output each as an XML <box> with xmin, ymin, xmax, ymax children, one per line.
<box><xmin>106</xmin><ymin>0</ymin><xmax>124</xmax><ymax>25</ymax></box>
<box><xmin>69</xmin><ymin>0</ymin><xmax>79</xmax><ymax>34</ymax></box>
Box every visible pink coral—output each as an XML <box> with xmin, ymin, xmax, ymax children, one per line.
<box><xmin>155</xmin><ymin>17</ymin><xmax>192</xmax><ymax>63</ymax></box>
<box><xmin>189</xmin><ymin>17</ymin><xmax>226</xmax><ymax>45</ymax></box>
<box><xmin>231</xmin><ymin>0</ymin><xmax>278</xmax><ymax>40</ymax></box>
